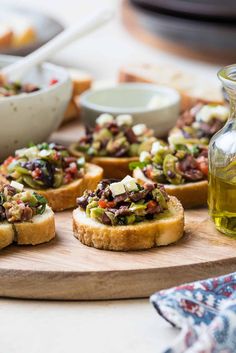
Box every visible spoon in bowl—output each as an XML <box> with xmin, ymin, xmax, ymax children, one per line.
<box><xmin>0</xmin><ymin>7</ymin><xmax>113</xmax><ymax>82</ymax></box>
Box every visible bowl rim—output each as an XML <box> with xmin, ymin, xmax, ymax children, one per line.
<box><xmin>0</xmin><ymin>54</ymin><xmax>71</xmax><ymax>102</ymax></box>
<box><xmin>79</xmin><ymin>83</ymin><xmax>180</xmax><ymax>114</ymax></box>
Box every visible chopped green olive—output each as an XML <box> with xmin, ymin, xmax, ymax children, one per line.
<box><xmin>163</xmin><ymin>154</ymin><xmax>183</xmax><ymax>185</ymax></box>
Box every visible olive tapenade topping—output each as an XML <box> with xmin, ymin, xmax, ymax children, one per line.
<box><xmin>75</xmin><ymin>113</ymin><xmax>155</xmax><ymax>158</ymax></box>
<box><xmin>130</xmin><ymin>141</ymin><xmax>208</xmax><ymax>185</ymax></box>
<box><xmin>1</xmin><ymin>143</ymin><xmax>85</xmax><ymax>189</ymax></box>
<box><xmin>0</xmin><ymin>81</ymin><xmax>40</xmax><ymax>97</ymax></box>
<box><xmin>77</xmin><ymin>176</ymin><xmax>169</xmax><ymax>226</ymax></box>
<box><xmin>170</xmin><ymin>103</ymin><xmax>229</xmax><ymax>144</ymax></box>
<box><xmin>0</xmin><ymin>181</ymin><xmax>47</xmax><ymax>223</ymax></box>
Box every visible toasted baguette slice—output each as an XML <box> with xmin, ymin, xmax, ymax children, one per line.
<box><xmin>0</xmin><ymin>206</ymin><xmax>55</xmax><ymax>249</ymax></box>
<box><xmin>0</xmin><ymin>223</ymin><xmax>14</xmax><ymax>250</ymax></box>
<box><xmin>89</xmin><ymin>156</ymin><xmax>138</xmax><ymax>179</ymax></box>
<box><xmin>0</xmin><ymin>27</ymin><xmax>13</xmax><ymax>48</ymax></box>
<box><xmin>133</xmin><ymin>168</ymin><xmax>207</xmax><ymax>209</ymax></box>
<box><xmin>73</xmin><ymin>196</ymin><xmax>184</xmax><ymax>251</ymax></box>
<box><xmin>68</xmin><ymin>68</ymin><xmax>92</xmax><ymax>97</ymax></box>
<box><xmin>62</xmin><ymin>69</ymin><xmax>92</xmax><ymax>124</ymax></box>
<box><xmin>15</xmin><ymin>206</ymin><xmax>55</xmax><ymax>245</ymax></box>
<box><xmin>119</xmin><ymin>64</ymin><xmax>224</xmax><ymax>111</ymax></box>
<box><xmin>63</xmin><ymin>99</ymin><xmax>80</xmax><ymax>124</ymax></box>
<box><xmin>0</xmin><ymin>174</ymin><xmax>8</xmax><ymax>186</ymax></box>
<box><xmin>30</xmin><ymin>163</ymin><xmax>103</xmax><ymax>212</ymax></box>
<box><xmin>12</xmin><ymin>26</ymin><xmax>36</xmax><ymax>47</ymax></box>
<box><xmin>69</xmin><ymin>143</ymin><xmax>138</xmax><ymax>179</ymax></box>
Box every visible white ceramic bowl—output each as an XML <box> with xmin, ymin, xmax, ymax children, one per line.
<box><xmin>0</xmin><ymin>55</ymin><xmax>72</xmax><ymax>160</ymax></box>
<box><xmin>80</xmin><ymin>83</ymin><xmax>180</xmax><ymax>136</ymax></box>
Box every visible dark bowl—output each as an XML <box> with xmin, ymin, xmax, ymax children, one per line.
<box><xmin>0</xmin><ymin>4</ymin><xmax>64</xmax><ymax>56</ymax></box>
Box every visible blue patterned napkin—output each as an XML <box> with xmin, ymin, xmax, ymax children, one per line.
<box><xmin>150</xmin><ymin>273</ymin><xmax>236</xmax><ymax>353</ymax></box>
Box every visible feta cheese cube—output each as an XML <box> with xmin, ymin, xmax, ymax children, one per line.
<box><xmin>151</xmin><ymin>141</ymin><xmax>162</xmax><ymax>155</ymax></box>
<box><xmin>16</xmin><ymin>146</ymin><xmax>38</xmax><ymax>160</ymax></box>
<box><xmin>39</xmin><ymin>149</ymin><xmax>51</xmax><ymax>158</ymax></box>
<box><xmin>10</xmin><ymin>181</ymin><xmax>24</xmax><ymax>192</ymax></box>
<box><xmin>116</xmin><ymin>114</ymin><xmax>133</xmax><ymax>126</ymax></box>
<box><xmin>122</xmin><ymin>175</ymin><xmax>138</xmax><ymax>192</ymax></box>
<box><xmin>110</xmin><ymin>182</ymin><xmax>126</xmax><ymax>197</ymax></box>
<box><xmin>96</xmin><ymin>113</ymin><xmax>114</xmax><ymax>126</ymax></box>
<box><xmin>196</xmin><ymin>105</ymin><xmax>229</xmax><ymax>123</ymax></box>
<box><xmin>132</xmin><ymin>124</ymin><xmax>147</xmax><ymax>136</ymax></box>
<box><xmin>140</xmin><ymin>151</ymin><xmax>151</xmax><ymax>163</ymax></box>
<box><xmin>192</xmin><ymin>122</ymin><xmax>200</xmax><ymax>129</ymax></box>
<box><xmin>168</xmin><ymin>132</ymin><xmax>184</xmax><ymax>147</ymax></box>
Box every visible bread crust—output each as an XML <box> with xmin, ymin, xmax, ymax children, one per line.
<box><xmin>133</xmin><ymin>168</ymin><xmax>207</xmax><ymax>208</ymax></box>
<box><xmin>69</xmin><ymin>143</ymin><xmax>137</xmax><ymax>179</ymax></box>
<box><xmin>73</xmin><ymin>197</ymin><xmax>184</xmax><ymax>251</ymax></box>
<box><xmin>63</xmin><ymin>100</ymin><xmax>79</xmax><ymax>124</ymax></box>
<box><xmin>119</xmin><ymin>66</ymin><xmax>224</xmax><ymax>111</ymax></box>
<box><xmin>15</xmin><ymin>206</ymin><xmax>56</xmax><ymax>245</ymax></box>
<box><xmin>0</xmin><ymin>30</ymin><xmax>13</xmax><ymax>48</ymax></box>
<box><xmin>0</xmin><ymin>223</ymin><xmax>14</xmax><ymax>250</ymax></box>
<box><xmin>90</xmin><ymin>156</ymin><xmax>138</xmax><ymax>179</ymax></box>
<box><xmin>0</xmin><ymin>206</ymin><xmax>55</xmax><ymax>249</ymax></box>
<box><xmin>29</xmin><ymin>163</ymin><xmax>103</xmax><ymax>211</ymax></box>
<box><xmin>164</xmin><ymin>181</ymin><xmax>208</xmax><ymax>209</ymax></box>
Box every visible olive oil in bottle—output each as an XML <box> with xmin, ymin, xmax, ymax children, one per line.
<box><xmin>208</xmin><ymin>172</ymin><xmax>236</xmax><ymax>236</ymax></box>
<box><xmin>208</xmin><ymin>63</ymin><xmax>236</xmax><ymax>236</ymax></box>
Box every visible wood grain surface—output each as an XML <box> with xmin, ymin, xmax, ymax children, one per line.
<box><xmin>1</xmin><ymin>121</ymin><xmax>236</xmax><ymax>300</ymax></box>
<box><xmin>1</xmin><ymin>205</ymin><xmax>236</xmax><ymax>300</ymax></box>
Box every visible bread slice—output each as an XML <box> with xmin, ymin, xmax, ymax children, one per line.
<box><xmin>0</xmin><ymin>26</ymin><xmax>13</xmax><ymax>48</ymax></box>
<box><xmin>62</xmin><ymin>69</ymin><xmax>92</xmax><ymax>124</ymax></box>
<box><xmin>15</xmin><ymin>206</ymin><xmax>55</xmax><ymax>245</ymax></box>
<box><xmin>63</xmin><ymin>99</ymin><xmax>80</xmax><ymax>124</ymax></box>
<box><xmin>73</xmin><ymin>196</ymin><xmax>184</xmax><ymax>251</ymax></box>
<box><xmin>69</xmin><ymin>143</ymin><xmax>138</xmax><ymax>179</ymax></box>
<box><xmin>0</xmin><ymin>174</ymin><xmax>8</xmax><ymax>186</ymax></box>
<box><xmin>89</xmin><ymin>156</ymin><xmax>138</xmax><ymax>179</ymax></box>
<box><xmin>68</xmin><ymin>68</ymin><xmax>92</xmax><ymax>97</ymax></box>
<box><xmin>30</xmin><ymin>163</ymin><xmax>103</xmax><ymax>212</ymax></box>
<box><xmin>119</xmin><ymin>64</ymin><xmax>224</xmax><ymax>111</ymax></box>
<box><xmin>12</xmin><ymin>26</ymin><xmax>36</xmax><ymax>47</ymax></box>
<box><xmin>0</xmin><ymin>206</ymin><xmax>55</xmax><ymax>249</ymax></box>
<box><xmin>0</xmin><ymin>223</ymin><xmax>14</xmax><ymax>250</ymax></box>
<box><xmin>133</xmin><ymin>167</ymin><xmax>207</xmax><ymax>209</ymax></box>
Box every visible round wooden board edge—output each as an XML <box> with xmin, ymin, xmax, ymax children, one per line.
<box><xmin>0</xmin><ymin>257</ymin><xmax>236</xmax><ymax>300</ymax></box>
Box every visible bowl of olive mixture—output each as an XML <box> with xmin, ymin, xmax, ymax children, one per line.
<box><xmin>0</xmin><ymin>55</ymin><xmax>72</xmax><ymax>160</ymax></box>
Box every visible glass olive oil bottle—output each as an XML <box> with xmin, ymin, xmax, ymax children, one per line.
<box><xmin>208</xmin><ymin>64</ymin><xmax>236</xmax><ymax>236</ymax></box>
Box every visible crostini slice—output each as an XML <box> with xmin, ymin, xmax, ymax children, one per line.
<box><xmin>133</xmin><ymin>168</ymin><xmax>208</xmax><ymax>209</ymax></box>
<box><xmin>132</xmin><ymin>140</ymin><xmax>209</xmax><ymax>209</ymax></box>
<box><xmin>0</xmin><ymin>182</ymin><xmax>55</xmax><ymax>250</ymax></box>
<box><xmin>69</xmin><ymin>142</ymin><xmax>138</xmax><ymax>179</ymax></box>
<box><xmin>73</xmin><ymin>177</ymin><xmax>184</xmax><ymax>251</ymax></box>
<box><xmin>36</xmin><ymin>163</ymin><xmax>103</xmax><ymax>211</ymax></box>
<box><xmin>169</xmin><ymin>102</ymin><xmax>229</xmax><ymax>144</ymax></box>
<box><xmin>0</xmin><ymin>143</ymin><xmax>103</xmax><ymax>212</ymax></box>
<box><xmin>69</xmin><ymin>113</ymin><xmax>156</xmax><ymax>179</ymax></box>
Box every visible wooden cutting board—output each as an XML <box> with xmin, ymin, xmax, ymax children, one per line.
<box><xmin>0</xmin><ymin>121</ymin><xmax>236</xmax><ymax>300</ymax></box>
